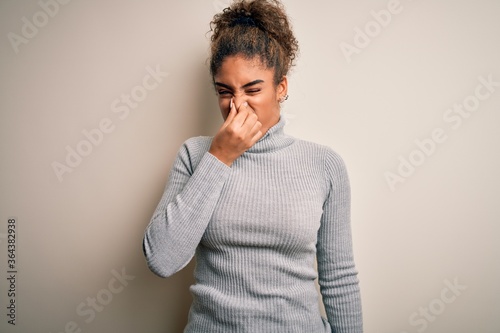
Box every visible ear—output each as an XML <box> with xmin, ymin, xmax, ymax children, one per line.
<box><xmin>276</xmin><ymin>76</ymin><xmax>288</xmax><ymax>100</ymax></box>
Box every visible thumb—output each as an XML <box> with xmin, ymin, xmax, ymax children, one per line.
<box><xmin>223</xmin><ymin>98</ymin><xmax>236</xmax><ymax>126</ymax></box>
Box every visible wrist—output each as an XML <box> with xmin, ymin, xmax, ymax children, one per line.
<box><xmin>208</xmin><ymin>147</ymin><xmax>236</xmax><ymax>167</ymax></box>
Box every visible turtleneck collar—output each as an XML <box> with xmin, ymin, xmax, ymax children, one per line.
<box><xmin>246</xmin><ymin>116</ymin><xmax>295</xmax><ymax>154</ymax></box>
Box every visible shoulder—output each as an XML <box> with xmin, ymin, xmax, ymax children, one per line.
<box><xmin>293</xmin><ymin>138</ymin><xmax>347</xmax><ymax>168</ymax></box>
<box><xmin>293</xmin><ymin>138</ymin><xmax>349</xmax><ymax>184</ymax></box>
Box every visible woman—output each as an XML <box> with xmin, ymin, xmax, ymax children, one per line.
<box><xmin>143</xmin><ymin>0</ymin><xmax>363</xmax><ymax>331</ymax></box>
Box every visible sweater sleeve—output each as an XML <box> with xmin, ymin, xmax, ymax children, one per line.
<box><xmin>143</xmin><ymin>139</ymin><xmax>231</xmax><ymax>278</ymax></box>
<box><xmin>317</xmin><ymin>149</ymin><xmax>363</xmax><ymax>332</ymax></box>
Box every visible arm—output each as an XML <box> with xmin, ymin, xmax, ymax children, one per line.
<box><xmin>317</xmin><ymin>150</ymin><xmax>363</xmax><ymax>332</ymax></box>
<box><xmin>143</xmin><ymin>100</ymin><xmax>263</xmax><ymax>278</ymax></box>
<box><xmin>143</xmin><ymin>142</ymin><xmax>231</xmax><ymax>278</ymax></box>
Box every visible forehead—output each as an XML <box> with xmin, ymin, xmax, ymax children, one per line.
<box><xmin>215</xmin><ymin>55</ymin><xmax>273</xmax><ymax>81</ymax></box>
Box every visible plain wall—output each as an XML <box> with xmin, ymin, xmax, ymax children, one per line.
<box><xmin>1</xmin><ymin>0</ymin><xmax>499</xmax><ymax>332</ymax></box>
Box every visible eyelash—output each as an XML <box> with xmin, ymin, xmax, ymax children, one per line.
<box><xmin>218</xmin><ymin>89</ymin><xmax>261</xmax><ymax>96</ymax></box>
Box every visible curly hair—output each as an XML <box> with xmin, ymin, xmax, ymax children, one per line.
<box><xmin>209</xmin><ymin>0</ymin><xmax>299</xmax><ymax>86</ymax></box>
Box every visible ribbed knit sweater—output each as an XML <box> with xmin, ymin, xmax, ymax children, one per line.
<box><xmin>143</xmin><ymin>116</ymin><xmax>363</xmax><ymax>332</ymax></box>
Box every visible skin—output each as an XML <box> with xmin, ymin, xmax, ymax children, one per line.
<box><xmin>209</xmin><ymin>54</ymin><xmax>288</xmax><ymax>166</ymax></box>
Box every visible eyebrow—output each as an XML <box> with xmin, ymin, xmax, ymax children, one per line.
<box><xmin>214</xmin><ymin>79</ymin><xmax>264</xmax><ymax>90</ymax></box>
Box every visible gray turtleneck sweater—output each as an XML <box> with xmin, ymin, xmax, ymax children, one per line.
<box><xmin>143</xmin><ymin>117</ymin><xmax>363</xmax><ymax>332</ymax></box>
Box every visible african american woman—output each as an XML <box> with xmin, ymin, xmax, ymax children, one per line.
<box><xmin>143</xmin><ymin>0</ymin><xmax>363</xmax><ymax>331</ymax></box>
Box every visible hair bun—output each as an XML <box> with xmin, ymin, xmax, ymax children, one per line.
<box><xmin>235</xmin><ymin>8</ymin><xmax>252</xmax><ymax>16</ymax></box>
<box><xmin>230</xmin><ymin>8</ymin><xmax>258</xmax><ymax>27</ymax></box>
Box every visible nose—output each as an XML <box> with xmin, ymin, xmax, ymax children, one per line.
<box><xmin>232</xmin><ymin>93</ymin><xmax>247</xmax><ymax>109</ymax></box>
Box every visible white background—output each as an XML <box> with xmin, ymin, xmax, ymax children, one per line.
<box><xmin>1</xmin><ymin>0</ymin><xmax>499</xmax><ymax>332</ymax></box>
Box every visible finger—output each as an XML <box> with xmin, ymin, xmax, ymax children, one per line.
<box><xmin>240</xmin><ymin>104</ymin><xmax>260</xmax><ymax>130</ymax></box>
<box><xmin>236</xmin><ymin>101</ymin><xmax>252</xmax><ymax>114</ymax></box>
<box><xmin>232</xmin><ymin>102</ymin><xmax>251</xmax><ymax>127</ymax></box>
<box><xmin>248</xmin><ymin>119</ymin><xmax>262</xmax><ymax>137</ymax></box>
<box><xmin>222</xmin><ymin>98</ymin><xmax>237</xmax><ymax>127</ymax></box>
<box><xmin>241</xmin><ymin>103</ymin><xmax>258</xmax><ymax>126</ymax></box>
<box><xmin>250</xmin><ymin>129</ymin><xmax>264</xmax><ymax>144</ymax></box>
<box><xmin>244</xmin><ymin>102</ymin><xmax>256</xmax><ymax>114</ymax></box>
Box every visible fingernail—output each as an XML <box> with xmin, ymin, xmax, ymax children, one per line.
<box><xmin>243</xmin><ymin>102</ymin><xmax>248</xmax><ymax>107</ymax></box>
<box><xmin>230</xmin><ymin>98</ymin><xmax>233</xmax><ymax>109</ymax></box>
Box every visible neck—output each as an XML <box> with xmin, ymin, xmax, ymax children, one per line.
<box><xmin>259</xmin><ymin>112</ymin><xmax>281</xmax><ymax>135</ymax></box>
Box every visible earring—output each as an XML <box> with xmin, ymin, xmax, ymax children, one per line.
<box><xmin>279</xmin><ymin>94</ymin><xmax>289</xmax><ymax>103</ymax></box>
